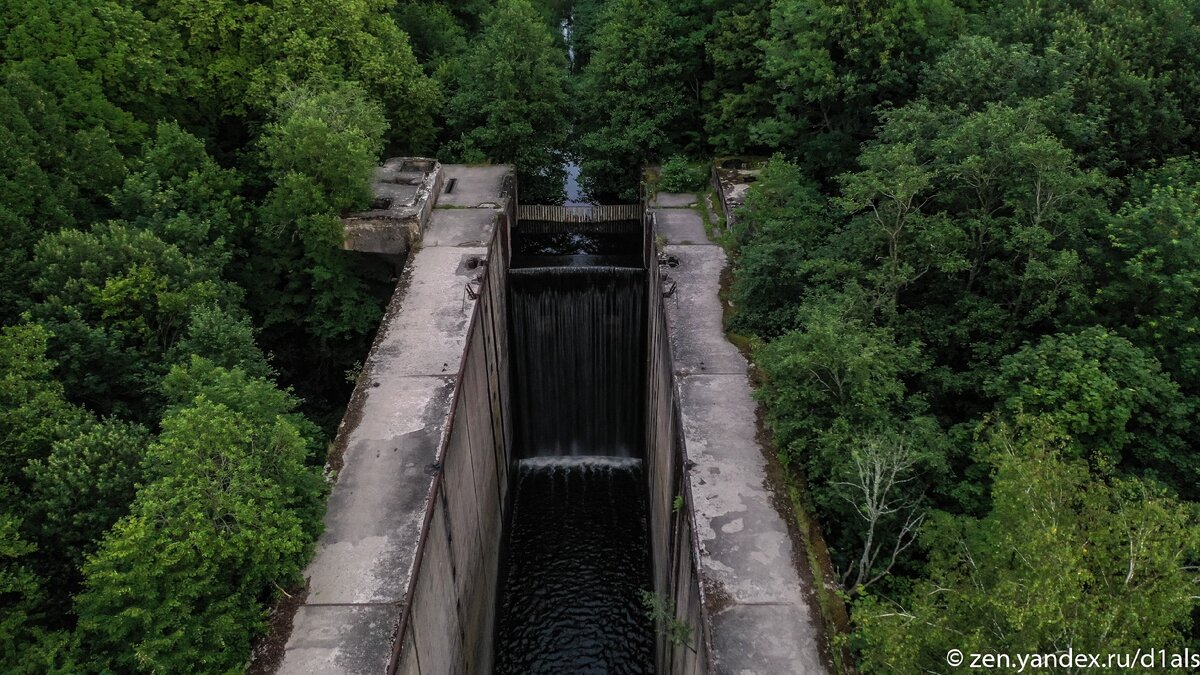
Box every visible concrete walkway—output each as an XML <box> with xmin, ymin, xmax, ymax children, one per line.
<box><xmin>276</xmin><ymin>166</ymin><xmax>509</xmax><ymax>674</ymax></box>
<box><xmin>656</xmin><ymin>197</ymin><xmax>829</xmax><ymax>674</ymax></box>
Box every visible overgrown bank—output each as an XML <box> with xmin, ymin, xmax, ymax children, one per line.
<box><xmin>713</xmin><ymin>2</ymin><xmax>1200</xmax><ymax>670</ymax></box>
<box><xmin>0</xmin><ymin>1</ymin><xmax>578</xmax><ymax>670</ymax></box>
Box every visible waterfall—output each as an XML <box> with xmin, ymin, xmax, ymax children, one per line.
<box><xmin>509</xmin><ymin>266</ymin><xmax>646</xmax><ymax>458</ymax></box>
<box><xmin>494</xmin><ymin>457</ymin><xmax>654</xmax><ymax>674</ymax></box>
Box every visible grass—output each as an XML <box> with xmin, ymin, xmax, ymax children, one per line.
<box><xmin>783</xmin><ymin>473</ymin><xmax>855</xmax><ymax>675</ymax></box>
<box><xmin>646</xmin><ymin>160</ymin><xmax>711</xmax><ymax>201</ymax></box>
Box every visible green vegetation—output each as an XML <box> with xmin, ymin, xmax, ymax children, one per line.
<box><xmin>0</xmin><ymin>0</ymin><xmax>573</xmax><ymax>669</ymax></box>
<box><xmin>658</xmin><ymin>156</ymin><xmax>709</xmax><ymax>194</ymax></box>
<box><xmin>640</xmin><ymin>589</ymin><xmax>694</xmax><ymax>650</ymax></box>
<box><xmin>442</xmin><ymin>0</ymin><xmax>571</xmax><ymax>202</ymax></box>
<box><xmin>4</xmin><ymin>0</ymin><xmax>1200</xmax><ymax>670</ymax></box>
<box><xmin>653</xmin><ymin>0</ymin><xmax>1200</xmax><ymax>669</ymax></box>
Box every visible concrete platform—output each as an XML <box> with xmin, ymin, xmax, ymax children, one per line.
<box><xmin>437</xmin><ymin>164</ymin><xmax>511</xmax><ymax>208</ymax></box>
<box><xmin>652</xmin><ymin>192</ymin><xmax>700</xmax><ymax>208</ymax></box>
<box><xmin>665</xmin><ymin>245</ymin><xmax>746</xmax><ymax>376</ymax></box>
<box><xmin>276</xmin><ymin>166</ymin><xmax>506</xmax><ymax>675</ymax></box>
<box><xmin>656</xmin><ymin>208</ymin><xmax>708</xmax><ymax>245</ymax></box>
<box><xmin>422</xmin><ymin>209</ymin><xmax>495</xmax><ymax>247</ymax></box>
<box><xmin>656</xmin><ymin>197</ymin><xmax>829</xmax><ymax>674</ymax></box>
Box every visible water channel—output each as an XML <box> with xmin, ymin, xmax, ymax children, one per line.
<box><xmin>492</xmin><ymin>40</ymin><xmax>656</xmax><ymax>663</ymax></box>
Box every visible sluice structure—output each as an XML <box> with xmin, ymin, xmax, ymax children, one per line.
<box><xmin>274</xmin><ymin>161</ymin><xmax>826</xmax><ymax>674</ymax></box>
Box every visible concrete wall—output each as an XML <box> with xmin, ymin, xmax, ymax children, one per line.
<box><xmin>389</xmin><ymin>202</ymin><xmax>515</xmax><ymax>675</ymax></box>
<box><xmin>313</xmin><ymin>187</ymin><xmax>712</xmax><ymax>674</ymax></box>
<box><xmin>654</xmin><ymin>193</ymin><xmax>830</xmax><ymax>673</ymax></box>
<box><xmin>343</xmin><ymin>158</ymin><xmax>444</xmax><ymax>260</ymax></box>
<box><xmin>644</xmin><ymin>213</ymin><xmax>713</xmax><ymax>675</ymax></box>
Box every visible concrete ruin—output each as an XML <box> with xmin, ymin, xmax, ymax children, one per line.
<box><xmin>711</xmin><ymin>157</ymin><xmax>767</xmax><ymax>231</ymax></box>
<box><xmin>342</xmin><ymin>158</ymin><xmax>444</xmax><ymax>262</ymax></box>
<box><xmin>270</xmin><ymin>161</ymin><xmax>827</xmax><ymax>674</ymax></box>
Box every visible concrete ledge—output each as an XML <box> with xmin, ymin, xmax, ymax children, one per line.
<box><xmin>712</xmin><ymin>604</ymin><xmax>826</xmax><ymax>674</ymax></box>
<box><xmin>305</xmin><ymin>376</ymin><xmax>454</xmax><ymax>606</ymax></box>
<box><xmin>277</xmin><ymin>165</ymin><xmax>511</xmax><ymax>675</ymax></box>
<box><xmin>655</xmin><ymin>198</ymin><xmax>828</xmax><ymax>674</ymax></box>
<box><xmin>284</xmin><ymin>606</ymin><xmax>398</xmax><ymax>675</ymax></box>
<box><xmin>666</xmin><ymin>246</ymin><xmax>745</xmax><ymax>376</ymax></box>
<box><xmin>343</xmin><ymin>158</ymin><xmax>443</xmax><ymax>258</ymax></box>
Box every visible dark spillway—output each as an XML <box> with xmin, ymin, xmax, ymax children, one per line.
<box><xmin>494</xmin><ymin>216</ymin><xmax>655</xmax><ymax>672</ymax></box>
<box><xmin>508</xmin><ymin>266</ymin><xmax>646</xmax><ymax>458</ymax></box>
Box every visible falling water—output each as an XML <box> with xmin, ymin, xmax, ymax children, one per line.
<box><xmin>508</xmin><ymin>266</ymin><xmax>646</xmax><ymax>458</ymax></box>
<box><xmin>494</xmin><ymin>457</ymin><xmax>654</xmax><ymax>674</ymax></box>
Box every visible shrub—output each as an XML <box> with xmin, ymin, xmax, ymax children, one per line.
<box><xmin>658</xmin><ymin>156</ymin><xmax>708</xmax><ymax>193</ymax></box>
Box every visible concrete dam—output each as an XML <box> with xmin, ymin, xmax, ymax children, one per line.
<box><xmin>274</xmin><ymin>162</ymin><xmax>828</xmax><ymax>674</ymax></box>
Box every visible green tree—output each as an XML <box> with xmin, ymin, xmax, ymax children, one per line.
<box><xmin>756</xmin><ymin>0</ymin><xmax>965</xmax><ymax>174</ymax></box>
<box><xmin>24</xmin><ymin>420</ymin><xmax>151</xmax><ymax>611</ymax></box>
<box><xmin>756</xmin><ymin>296</ymin><xmax>924</xmax><ymax>468</ymax></box>
<box><xmin>831</xmin><ymin>97</ymin><xmax>1107</xmax><ymax>411</ymax></box>
<box><xmin>443</xmin><ymin>0</ymin><xmax>570</xmax><ymax>201</ymax></box>
<box><xmin>0</xmin><ymin>0</ymin><xmax>184</xmax><ymax>128</ymax></box>
<box><xmin>253</xmin><ymin>81</ymin><xmax>392</xmax><ymax>376</ymax></box>
<box><xmin>112</xmin><ymin>122</ymin><xmax>247</xmax><ymax>261</ymax></box>
<box><xmin>728</xmin><ymin>157</ymin><xmax>834</xmax><ymax>337</ymax></box>
<box><xmin>132</xmin><ymin>0</ymin><xmax>437</xmax><ymax>151</ymax></box>
<box><xmin>0</xmin><ymin>324</ymin><xmax>92</xmax><ymax>490</ymax></box>
<box><xmin>1096</xmin><ymin>158</ymin><xmax>1200</xmax><ymax>392</ymax></box>
<box><xmin>169</xmin><ymin>306</ymin><xmax>274</xmax><ymax>381</ymax></box>
<box><xmin>259</xmin><ymin>82</ymin><xmax>387</xmax><ymax>215</ymax></box>
<box><xmin>576</xmin><ymin>0</ymin><xmax>698</xmax><ymax>200</ymax></box>
<box><xmin>30</xmin><ymin>223</ymin><xmax>239</xmax><ymax>419</ymax></box>
<box><xmin>0</xmin><ymin>513</ymin><xmax>57</xmax><ymax>672</ymax></box>
<box><xmin>161</xmin><ymin>356</ymin><xmax>322</xmax><ymax>467</ymax></box>
<box><xmin>986</xmin><ymin>328</ymin><xmax>1193</xmax><ymax>494</ymax></box>
<box><xmin>978</xmin><ymin>0</ymin><xmax>1200</xmax><ymax>172</ymax></box>
<box><xmin>855</xmin><ymin>419</ymin><xmax>1200</xmax><ymax>672</ymax></box>
<box><xmin>392</xmin><ymin>1</ymin><xmax>468</xmax><ymax>74</ymax></box>
<box><xmin>703</xmin><ymin>0</ymin><xmax>774</xmax><ymax>155</ymax></box>
<box><xmin>75</xmin><ymin>361</ymin><xmax>325</xmax><ymax>672</ymax></box>
<box><xmin>567</xmin><ymin>0</ymin><xmax>608</xmax><ymax>67</ymax></box>
<box><xmin>0</xmin><ymin>72</ymin><xmax>129</xmax><ymax>320</ymax></box>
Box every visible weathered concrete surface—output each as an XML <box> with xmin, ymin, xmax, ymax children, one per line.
<box><xmin>277</xmin><ymin>165</ymin><xmax>509</xmax><ymax>675</ymax></box>
<box><xmin>646</xmin><ymin>222</ymin><xmax>711</xmax><ymax>675</ymax></box>
<box><xmin>343</xmin><ymin>158</ymin><xmax>443</xmax><ymax>257</ymax></box>
<box><xmin>656</xmin><ymin>208</ymin><xmax>708</xmax><ymax>245</ymax></box>
<box><xmin>652</xmin><ymin>192</ymin><xmax>700</xmax><ymax>208</ymax></box>
<box><xmin>713</xmin><ymin>158</ymin><xmax>767</xmax><ymax>232</ymax></box>
<box><xmin>283</xmin><ymin>606</ymin><xmax>397</xmax><ymax>672</ymax></box>
<box><xmin>656</xmin><ymin>200</ymin><xmax>828</xmax><ymax>674</ymax></box>
<box><xmin>422</xmin><ymin>208</ymin><xmax>495</xmax><ymax>247</ymax></box>
<box><xmin>437</xmin><ymin>164</ymin><xmax>512</xmax><ymax>208</ymax></box>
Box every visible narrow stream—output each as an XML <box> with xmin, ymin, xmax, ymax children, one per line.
<box><xmin>562</xmin><ymin>17</ymin><xmax>588</xmax><ymax>207</ymax></box>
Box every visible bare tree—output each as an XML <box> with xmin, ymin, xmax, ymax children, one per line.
<box><xmin>834</xmin><ymin>434</ymin><xmax>926</xmax><ymax>594</ymax></box>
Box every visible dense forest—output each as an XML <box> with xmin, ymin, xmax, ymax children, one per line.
<box><xmin>2</xmin><ymin>0</ymin><xmax>1199</xmax><ymax>671</ymax></box>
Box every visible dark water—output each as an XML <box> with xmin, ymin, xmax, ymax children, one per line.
<box><xmin>509</xmin><ymin>266</ymin><xmax>646</xmax><ymax>458</ymax></box>
<box><xmin>512</xmin><ymin>228</ymin><xmax>644</xmax><ymax>268</ymax></box>
<box><xmin>494</xmin><ymin>457</ymin><xmax>655</xmax><ymax>674</ymax></box>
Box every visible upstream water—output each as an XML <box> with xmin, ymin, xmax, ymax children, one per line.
<box><xmin>562</xmin><ymin>17</ymin><xmax>588</xmax><ymax>206</ymax></box>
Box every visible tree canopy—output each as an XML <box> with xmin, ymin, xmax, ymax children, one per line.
<box><xmin>4</xmin><ymin>0</ymin><xmax>1200</xmax><ymax>669</ymax></box>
